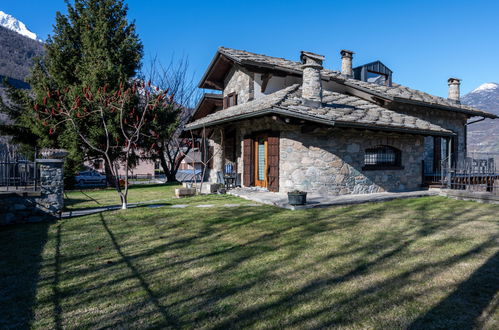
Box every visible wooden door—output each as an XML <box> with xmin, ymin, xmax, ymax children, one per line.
<box><xmin>243</xmin><ymin>136</ymin><xmax>254</xmax><ymax>186</ymax></box>
<box><xmin>267</xmin><ymin>132</ymin><xmax>280</xmax><ymax>192</ymax></box>
<box><xmin>254</xmin><ymin>134</ymin><xmax>268</xmax><ymax>188</ymax></box>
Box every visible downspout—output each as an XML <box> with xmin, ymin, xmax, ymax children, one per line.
<box><xmin>465</xmin><ymin>116</ymin><xmax>486</xmax><ymax>157</ymax></box>
<box><xmin>447</xmin><ymin>137</ymin><xmax>452</xmax><ymax>188</ymax></box>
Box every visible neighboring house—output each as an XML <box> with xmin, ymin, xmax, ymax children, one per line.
<box><xmin>85</xmin><ymin>156</ymin><xmax>157</xmax><ymax>178</ymax></box>
<box><xmin>179</xmin><ymin>149</ymin><xmax>204</xmax><ymax>171</ymax></box>
<box><xmin>185</xmin><ymin>47</ymin><xmax>498</xmax><ymax>195</ymax></box>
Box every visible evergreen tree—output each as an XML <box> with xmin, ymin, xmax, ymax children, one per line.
<box><xmin>0</xmin><ymin>0</ymin><xmax>143</xmax><ymax>186</ymax></box>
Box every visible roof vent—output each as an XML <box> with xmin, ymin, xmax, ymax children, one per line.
<box><xmin>353</xmin><ymin>61</ymin><xmax>393</xmax><ymax>86</ymax></box>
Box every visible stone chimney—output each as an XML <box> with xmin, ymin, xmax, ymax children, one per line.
<box><xmin>300</xmin><ymin>51</ymin><xmax>325</xmax><ymax>104</ymax></box>
<box><xmin>448</xmin><ymin>78</ymin><xmax>461</xmax><ymax>103</ymax></box>
<box><xmin>340</xmin><ymin>50</ymin><xmax>354</xmax><ymax>77</ymax></box>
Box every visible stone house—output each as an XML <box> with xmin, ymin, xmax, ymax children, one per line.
<box><xmin>185</xmin><ymin>47</ymin><xmax>497</xmax><ymax>195</ymax></box>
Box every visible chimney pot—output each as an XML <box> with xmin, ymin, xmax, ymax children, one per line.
<box><xmin>300</xmin><ymin>51</ymin><xmax>325</xmax><ymax>104</ymax></box>
<box><xmin>340</xmin><ymin>49</ymin><xmax>354</xmax><ymax>77</ymax></box>
<box><xmin>448</xmin><ymin>78</ymin><xmax>461</xmax><ymax>103</ymax></box>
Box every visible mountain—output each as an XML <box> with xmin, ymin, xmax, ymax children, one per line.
<box><xmin>0</xmin><ymin>10</ymin><xmax>38</xmax><ymax>41</ymax></box>
<box><xmin>0</xmin><ymin>24</ymin><xmax>44</xmax><ymax>83</ymax></box>
<box><xmin>461</xmin><ymin>83</ymin><xmax>499</xmax><ymax>158</ymax></box>
<box><xmin>0</xmin><ymin>21</ymin><xmax>44</xmax><ymax>123</ymax></box>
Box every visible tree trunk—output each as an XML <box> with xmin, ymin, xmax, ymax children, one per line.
<box><xmin>159</xmin><ymin>153</ymin><xmax>177</xmax><ymax>183</ymax></box>
<box><xmin>104</xmin><ymin>161</ymin><xmax>115</xmax><ymax>187</ymax></box>
<box><xmin>120</xmin><ymin>193</ymin><xmax>127</xmax><ymax>209</ymax></box>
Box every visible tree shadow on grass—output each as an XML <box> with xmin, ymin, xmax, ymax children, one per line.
<box><xmin>99</xmin><ymin>213</ymin><xmax>180</xmax><ymax>328</ymax></box>
<box><xmin>408</xmin><ymin>250</ymin><xmax>499</xmax><ymax>330</ymax></box>
<box><xmin>0</xmin><ymin>221</ymin><xmax>51</xmax><ymax>329</ymax></box>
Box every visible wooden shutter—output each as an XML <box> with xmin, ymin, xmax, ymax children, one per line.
<box><xmin>267</xmin><ymin>132</ymin><xmax>280</xmax><ymax>192</ymax></box>
<box><xmin>243</xmin><ymin>136</ymin><xmax>254</xmax><ymax>186</ymax></box>
<box><xmin>223</xmin><ymin>96</ymin><xmax>228</xmax><ymax>109</ymax></box>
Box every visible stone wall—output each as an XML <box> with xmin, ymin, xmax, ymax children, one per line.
<box><xmin>224</xmin><ymin>66</ymin><xmax>253</xmax><ymax>103</ymax></box>
<box><xmin>0</xmin><ymin>159</ymin><xmax>65</xmax><ymax>225</ymax></box>
<box><xmin>206</xmin><ymin>130</ymin><xmax>224</xmax><ymax>183</ymax></box>
<box><xmin>279</xmin><ymin>128</ymin><xmax>424</xmax><ymax>195</ymax></box>
<box><xmin>211</xmin><ymin>117</ymin><xmax>424</xmax><ymax>195</ymax></box>
<box><xmin>391</xmin><ymin>104</ymin><xmax>468</xmax><ymax>162</ymax></box>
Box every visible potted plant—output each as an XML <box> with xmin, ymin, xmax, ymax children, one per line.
<box><xmin>287</xmin><ymin>190</ymin><xmax>307</xmax><ymax>205</ymax></box>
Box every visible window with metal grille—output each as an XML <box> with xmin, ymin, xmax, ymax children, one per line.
<box><xmin>363</xmin><ymin>145</ymin><xmax>403</xmax><ymax>170</ymax></box>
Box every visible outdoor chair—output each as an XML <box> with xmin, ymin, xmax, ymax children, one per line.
<box><xmin>223</xmin><ymin>163</ymin><xmax>237</xmax><ymax>189</ymax></box>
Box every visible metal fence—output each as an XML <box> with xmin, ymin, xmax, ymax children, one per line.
<box><xmin>0</xmin><ymin>146</ymin><xmax>39</xmax><ymax>191</ymax></box>
<box><xmin>441</xmin><ymin>157</ymin><xmax>499</xmax><ymax>195</ymax></box>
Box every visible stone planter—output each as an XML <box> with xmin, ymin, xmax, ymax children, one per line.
<box><xmin>39</xmin><ymin>148</ymin><xmax>69</xmax><ymax>159</ymax></box>
<box><xmin>287</xmin><ymin>191</ymin><xmax>307</xmax><ymax>205</ymax></box>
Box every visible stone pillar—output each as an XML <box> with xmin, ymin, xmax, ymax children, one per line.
<box><xmin>300</xmin><ymin>51</ymin><xmax>325</xmax><ymax>103</ymax></box>
<box><xmin>36</xmin><ymin>149</ymin><xmax>68</xmax><ymax>217</ymax></box>
<box><xmin>448</xmin><ymin>78</ymin><xmax>461</xmax><ymax>103</ymax></box>
<box><xmin>340</xmin><ymin>50</ymin><xmax>354</xmax><ymax>77</ymax></box>
<box><xmin>207</xmin><ymin>132</ymin><xmax>224</xmax><ymax>184</ymax></box>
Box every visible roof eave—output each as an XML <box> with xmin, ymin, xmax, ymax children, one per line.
<box><xmin>392</xmin><ymin>97</ymin><xmax>499</xmax><ymax>119</ymax></box>
<box><xmin>341</xmin><ymin>80</ymin><xmax>497</xmax><ymax>119</ymax></box>
<box><xmin>185</xmin><ymin>107</ymin><xmax>454</xmax><ymax>137</ymax></box>
<box><xmin>198</xmin><ymin>52</ymin><xmax>221</xmax><ymax>89</ymax></box>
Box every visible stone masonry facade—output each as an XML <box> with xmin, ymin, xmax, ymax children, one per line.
<box><xmin>223</xmin><ymin>66</ymin><xmax>254</xmax><ymax>103</ymax></box>
<box><xmin>0</xmin><ymin>159</ymin><xmax>65</xmax><ymax>225</ymax></box>
<box><xmin>279</xmin><ymin>128</ymin><xmax>423</xmax><ymax>194</ymax></box>
<box><xmin>207</xmin><ymin>117</ymin><xmax>423</xmax><ymax>195</ymax></box>
<box><xmin>393</xmin><ymin>104</ymin><xmax>468</xmax><ymax>163</ymax></box>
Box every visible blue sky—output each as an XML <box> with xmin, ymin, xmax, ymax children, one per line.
<box><xmin>2</xmin><ymin>0</ymin><xmax>499</xmax><ymax>97</ymax></box>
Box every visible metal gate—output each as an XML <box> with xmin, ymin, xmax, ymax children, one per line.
<box><xmin>0</xmin><ymin>145</ymin><xmax>39</xmax><ymax>191</ymax></box>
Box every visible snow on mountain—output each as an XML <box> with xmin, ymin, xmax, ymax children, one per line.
<box><xmin>462</xmin><ymin>82</ymin><xmax>499</xmax><ymax>157</ymax></box>
<box><xmin>0</xmin><ymin>10</ymin><xmax>39</xmax><ymax>41</ymax></box>
<box><xmin>470</xmin><ymin>82</ymin><xmax>499</xmax><ymax>93</ymax></box>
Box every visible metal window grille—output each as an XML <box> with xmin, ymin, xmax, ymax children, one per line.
<box><xmin>364</xmin><ymin>145</ymin><xmax>400</xmax><ymax>166</ymax></box>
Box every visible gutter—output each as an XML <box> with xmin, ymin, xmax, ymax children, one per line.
<box><xmin>466</xmin><ymin>117</ymin><xmax>486</xmax><ymax>125</ymax></box>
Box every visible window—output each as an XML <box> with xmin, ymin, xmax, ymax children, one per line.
<box><xmin>367</xmin><ymin>70</ymin><xmax>389</xmax><ymax>86</ymax></box>
<box><xmin>223</xmin><ymin>93</ymin><xmax>237</xmax><ymax>109</ymax></box>
<box><xmin>363</xmin><ymin>145</ymin><xmax>403</xmax><ymax>170</ymax></box>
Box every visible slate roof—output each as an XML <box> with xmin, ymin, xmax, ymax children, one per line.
<box><xmin>186</xmin><ymin>84</ymin><xmax>454</xmax><ymax>136</ymax></box>
<box><xmin>214</xmin><ymin>47</ymin><xmax>497</xmax><ymax>119</ymax></box>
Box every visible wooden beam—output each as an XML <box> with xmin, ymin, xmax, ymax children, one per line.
<box><xmin>261</xmin><ymin>73</ymin><xmax>272</xmax><ymax>93</ymax></box>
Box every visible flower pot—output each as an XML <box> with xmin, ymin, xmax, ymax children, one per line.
<box><xmin>287</xmin><ymin>192</ymin><xmax>307</xmax><ymax>205</ymax></box>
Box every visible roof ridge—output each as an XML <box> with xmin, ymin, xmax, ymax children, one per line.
<box><xmin>218</xmin><ymin>46</ymin><xmax>301</xmax><ymax>64</ymax></box>
<box><xmin>209</xmin><ymin>47</ymin><xmax>496</xmax><ymax>119</ymax></box>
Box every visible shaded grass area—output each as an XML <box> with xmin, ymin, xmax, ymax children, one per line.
<box><xmin>1</xmin><ymin>190</ymin><xmax>498</xmax><ymax>329</ymax></box>
<box><xmin>64</xmin><ymin>183</ymin><xmax>249</xmax><ymax>210</ymax></box>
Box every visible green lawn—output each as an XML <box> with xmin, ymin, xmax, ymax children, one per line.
<box><xmin>64</xmin><ymin>183</ymin><xmax>251</xmax><ymax>210</ymax></box>
<box><xmin>1</xmin><ymin>185</ymin><xmax>498</xmax><ymax>329</ymax></box>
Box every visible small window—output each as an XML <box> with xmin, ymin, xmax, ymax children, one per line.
<box><xmin>363</xmin><ymin>145</ymin><xmax>403</xmax><ymax>170</ymax></box>
<box><xmin>223</xmin><ymin>93</ymin><xmax>237</xmax><ymax>109</ymax></box>
<box><xmin>367</xmin><ymin>70</ymin><xmax>389</xmax><ymax>86</ymax></box>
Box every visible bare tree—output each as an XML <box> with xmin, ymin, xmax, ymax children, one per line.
<box><xmin>140</xmin><ymin>56</ymin><xmax>201</xmax><ymax>183</ymax></box>
<box><xmin>187</xmin><ymin>126</ymin><xmax>224</xmax><ymax>194</ymax></box>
